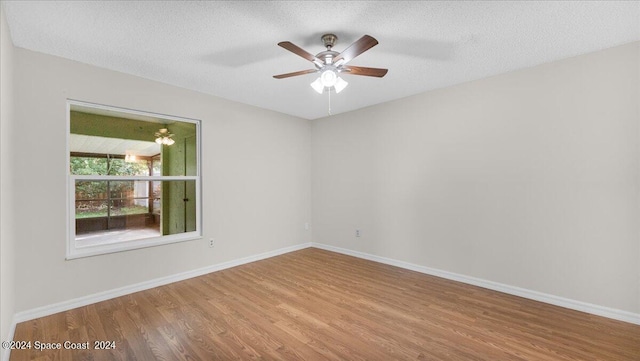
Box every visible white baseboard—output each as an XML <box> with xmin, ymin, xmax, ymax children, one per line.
<box><xmin>11</xmin><ymin>242</ymin><xmax>312</xmax><ymax>326</ymax></box>
<box><xmin>311</xmin><ymin>242</ymin><xmax>640</xmax><ymax>326</ymax></box>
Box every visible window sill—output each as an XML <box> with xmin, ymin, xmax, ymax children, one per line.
<box><xmin>66</xmin><ymin>231</ymin><xmax>202</xmax><ymax>260</ymax></box>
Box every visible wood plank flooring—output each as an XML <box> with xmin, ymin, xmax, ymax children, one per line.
<box><xmin>10</xmin><ymin>248</ymin><xmax>640</xmax><ymax>360</ymax></box>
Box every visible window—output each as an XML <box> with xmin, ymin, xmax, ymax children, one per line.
<box><xmin>67</xmin><ymin>100</ymin><xmax>201</xmax><ymax>259</ymax></box>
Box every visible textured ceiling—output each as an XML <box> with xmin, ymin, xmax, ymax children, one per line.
<box><xmin>3</xmin><ymin>1</ymin><xmax>639</xmax><ymax>120</ymax></box>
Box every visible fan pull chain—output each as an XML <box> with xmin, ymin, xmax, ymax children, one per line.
<box><xmin>328</xmin><ymin>88</ymin><xmax>332</xmax><ymax>116</ymax></box>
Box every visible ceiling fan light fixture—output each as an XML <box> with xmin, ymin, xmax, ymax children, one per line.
<box><xmin>310</xmin><ymin>77</ymin><xmax>324</xmax><ymax>94</ymax></box>
<box><xmin>155</xmin><ymin>128</ymin><xmax>175</xmax><ymax>146</ymax></box>
<box><xmin>334</xmin><ymin>77</ymin><xmax>348</xmax><ymax>93</ymax></box>
<box><xmin>320</xmin><ymin>69</ymin><xmax>337</xmax><ymax>87</ymax></box>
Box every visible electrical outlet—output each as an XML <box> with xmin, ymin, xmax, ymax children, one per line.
<box><xmin>356</xmin><ymin>229</ymin><xmax>361</xmax><ymax>237</ymax></box>
<box><xmin>209</xmin><ymin>238</ymin><xmax>215</xmax><ymax>248</ymax></box>
<box><xmin>304</xmin><ymin>222</ymin><xmax>309</xmax><ymax>230</ymax></box>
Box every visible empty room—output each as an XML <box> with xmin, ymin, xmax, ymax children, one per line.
<box><xmin>1</xmin><ymin>1</ymin><xmax>639</xmax><ymax>360</ymax></box>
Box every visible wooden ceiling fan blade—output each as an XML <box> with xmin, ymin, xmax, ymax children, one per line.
<box><xmin>333</xmin><ymin>35</ymin><xmax>378</xmax><ymax>65</ymax></box>
<box><xmin>342</xmin><ymin>66</ymin><xmax>388</xmax><ymax>77</ymax></box>
<box><xmin>278</xmin><ymin>41</ymin><xmax>323</xmax><ymax>65</ymax></box>
<box><xmin>273</xmin><ymin>69</ymin><xmax>318</xmax><ymax>79</ymax></box>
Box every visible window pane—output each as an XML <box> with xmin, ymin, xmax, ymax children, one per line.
<box><xmin>75</xmin><ymin>180</ymin><xmax>108</xmax><ymax>204</ymax></box>
<box><xmin>74</xmin><ymin>180</ymin><xmax>196</xmax><ymax>246</ymax></box>
<box><xmin>160</xmin><ymin>124</ymin><xmax>198</xmax><ymax>176</ymax></box>
<box><xmin>109</xmin><ymin>158</ymin><xmax>150</xmax><ymax>176</ymax></box>
<box><xmin>75</xmin><ymin>200</ymin><xmax>108</xmax><ymax>219</ymax></box>
<box><xmin>152</xmin><ymin>155</ymin><xmax>162</xmax><ymax>176</ymax></box>
<box><xmin>109</xmin><ymin>180</ymin><xmax>150</xmax><ymax>216</ymax></box>
<box><xmin>70</xmin><ymin>156</ymin><xmax>107</xmax><ymax>175</ymax></box>
<box><xmin>161</xmin><ymin>180</ymin><xmax>197</xmax><ymax>235</ymax></box>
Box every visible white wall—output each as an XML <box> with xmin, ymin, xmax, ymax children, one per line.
<box><xmin>312</xmin><ymin>42</ymin><xmax>640</xmax><ymax>314</ymax></box>
<box><xmin>11</xmin><ymin>48</ymin><xmax>311</xmax><ymax>312</ymax></box>
<box><xmin>0</xmin><ymin>2</ymin><xmax>16</xmax><ymax>345</ymax></box>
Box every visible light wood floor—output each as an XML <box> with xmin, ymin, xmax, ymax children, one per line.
<box><xmin>11</xmin><ymin>248</ymin><xmax>640</xmax><ymax>360</ymax></box>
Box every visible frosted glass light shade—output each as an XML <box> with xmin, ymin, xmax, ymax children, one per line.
<box><xmin>310</xmin><ymin>78</ymin><xmax>324</xmax><ymax>94</ymax></box>
<box><xmin>320</xmin><ymin>70</ymin><xmax>337</xmax><ymax>87</ymax></box>
<box><xmin>334</xmin><ymin>77</ymin><xmax>348</xmax><ymax>93</ymax></box>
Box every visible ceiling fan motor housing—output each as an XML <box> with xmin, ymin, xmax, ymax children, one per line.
<box><xmin>316</xmin><ymin>50</ymin><xmax>339</xmax><ymax>65</ymax></box>
<box><xmin>318</xmin><ymin>34</ymin><xmax>339</xmax><ymax>65</ymax></box>
<box><xmin>321</xmin><ymin>33</ymin><xmax>338</xmax><ymax>49</ymax></box>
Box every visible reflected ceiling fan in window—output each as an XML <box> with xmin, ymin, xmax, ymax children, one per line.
<box><xmin>273</xmin><ymin>34</ymin><xmax>388</xmax><ymax>94</ymax></box>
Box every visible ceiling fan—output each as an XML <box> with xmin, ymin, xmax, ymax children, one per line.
<box><xmin>273</xmin><ymin>34</ymin><xmax>388</xmax><ymax>94</ymax></box>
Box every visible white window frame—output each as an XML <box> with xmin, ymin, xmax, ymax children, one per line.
<box><xmin>66</xmin><ymin>100</ymin><xmax>202</xmax><ymax>259</ymax></box>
